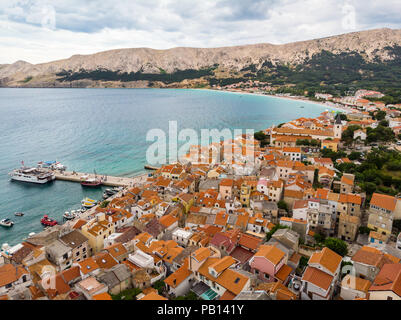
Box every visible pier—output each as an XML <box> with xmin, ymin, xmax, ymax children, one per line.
<box><xmin>53</xmin><ymin>170</ymin><xmax>149</xmax><ymax>187</ymax></box>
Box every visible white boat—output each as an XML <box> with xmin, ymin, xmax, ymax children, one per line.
<box><xmin>37</xmin><ymin>161</ymin><xmax>67</xmax><ymax>171</ymax></box>
<box><xmin>81</xmin><ymin>197</ymin><xmax>97</xmax><ymax>204</ymax></box>
<box><xmin>0</xmin><ymin>219</ymin><xmax>14</xmax><ymax>228</ymax></box>
<box><xmin>9</xmin><ymin>164</ymin><xmax>55</xmax><ymax>184</ymax></box>
<box><xmin>82</xmin><ymin>202</ymin><xmax>97</xmax><ymax>209</ymax></box>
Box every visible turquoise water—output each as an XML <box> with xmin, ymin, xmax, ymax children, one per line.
<box><xmin>0</xmin><ymin>88</ymin><xmax>335</xmax><ymax>245</ymax></box>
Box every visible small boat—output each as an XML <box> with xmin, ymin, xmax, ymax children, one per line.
<box><xmin>0</xmin><ymin>219</ymin><xmax>14</xmax><ymax>228</ymax></box>
<box><xmin>63</xmin><ymin>211</ymin><xmax>75</xmax><ymax>220</ymax></box>
<box><xmin>41</xmin><ymin>215</ymin><xmax>58</xmax><ymax>227</ymax></box>
<box><xmin>82</xmin><ymin>202</ymin><xmax>97</xmax><ymax>209</ymax></box>
<box><xmin>81</xmin><ymin>178</ymin><xmax>102</xmax><ymax>187</ymax></box>
<box><xmin>14</xmin><ymin>212</ymin><xmax>24</xmax><ymax>217</ymax></box>
<box><xmin>81</xmin><ymin>197</ymin><xmax>97</xmax><ymax>204</ymax></box>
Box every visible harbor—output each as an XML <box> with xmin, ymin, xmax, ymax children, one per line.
<box><xmin>53</xmin><ymin>170</ymin><xmax>149</xmax><ymax>187</ymax></box>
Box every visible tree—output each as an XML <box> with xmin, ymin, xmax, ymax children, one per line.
<box><xmin>324</xmin><ymin>237</ymin><xmax>348</xmax><ymax>256</ymax></box>
<box><xmin>152</xmin><ymin>280</ymin><xmax>165</xmax><ymax>294</ymax></box>
<box><xmin>277</xmin><ymin>200</ymin><xmax>288</xmax><ymax>212</ymax></box>
<box><xmin>374</xmin><ymin>110</ymin><xmax>386</xmax><ymax>121</ymax></box>
<box><xmin>348</xmin><ymin>151</ymin><xmax>362</xmax><ymax>161</ymax></box>
<box><xmin>314</xmin><ymin>232</ymin><xmax>325</xmax><ymax>244</ymax></box>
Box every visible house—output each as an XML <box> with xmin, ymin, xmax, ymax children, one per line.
<box><xmin>172</xmin><ymin>228</ymin><xmax>194</xmax><ymax>246</ymax></box>
<box><xmin>351</xmin><ymin>246</ymin><xmax>399</xmax><ymax>281</ymax></box>
<box><xmin>81</xmin><ymin>213</ymin><xmax>115</xmax><ymax>254</ymax></box>
<box><xmin>249</xmin><ymin>245</ymin><xmax>292</xmax><ymax>285</ymax></box>
<box><xmin>368</xmin><ymin>231</ymin><xmax>388</xmax><ymax>246</ymax></box>
<box><xmin>368</xmin><ymin>263</ymin><xmax>401</xmax><ymax>300</ymax></box>
<box><xmin>75</xmin><ymin>276</ymin><xmax>108</xmax><ymax>300</ymax></box>
<box><xmin>282</xmin><ymin>147</ymin><xmax>301</xmax><ymax>161</ymax></box>
<box><xmin>59</xmin><ymin>230</ymin><xmax>89</xmax><ymax>263</ymax></box>
<box><xmin>103</xmin><ymin>243</ymin><xmax>128</xmax><ymax>263</ymax></box>
<box><xmin>340</xmin><ymin>174</ymin><xmax>355</xmax><ymax>194</ymax></box>
<box><xmin>191</xmin><ymin>255</ymin><xmax>251</xmax><ymax>300</ymax></box>
<box><xmin>321</xmin><ymin>139</ymin><xmax>339</xmax><ymax>152</ymax></box>
<box><xmin>164</xmin><ymin>259</ymin><xmax>194</xmax><ymax>297</ymax></box>
<box><xmin>0</xmin><ymin>264</ymin><xmax>32</xmax><ymax>296</ymax></box>
<box><xmin>340</xmin><ymin>275</ymin><xmax>371</xmax><ymax>300</ymax></box>
<box><xmin>353</xmin><ymin>129</ymin><xmax>367</xmax><ymax>141</ymax></box>
<box><xmin>159</xmin><ymin>214</ymin><xmax>179</xmax><ymax>232</ymax></box>
<box><xmin>300</xmin><ymin>247</ymin><xmax>342</xmax><ymax>300</ymax></box>
<box><xmin>45</xmin><ymin>240</ymin><xmax>73</xmax><ymax>271</ymax></box>
<box><xmin>98</xmin><ymin>264</ymin><xmax>132</xmax><ymax>295</ymax></box>
<box><xmin>219</xmin><ymin>178</ymin><xmax>234</xmax><ymax>200</ymax></box>
<box><xmin>368</xmin><ymin>193</ymin><xmax>398</xmax><ymax>236</ymax></box>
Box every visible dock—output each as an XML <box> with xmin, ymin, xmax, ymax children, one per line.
<box><xmin>53</xmin><ymin>171</ymin><xmax>148</xmax><ymax>187</ymax></box>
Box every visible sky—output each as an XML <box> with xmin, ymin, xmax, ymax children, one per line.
<box><xmin>1</xmin><ymin>0</ymin><xmax>401</xmax><ymax>64</ymax></box>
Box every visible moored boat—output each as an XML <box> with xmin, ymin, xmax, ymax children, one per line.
<box><xmin>41</xmin><ymin>215</ymin><xmax>58</xmax><ymax>227</ymax></box>
<box><xmin>0</xmin><ymin>219</ymin><xmax>14</xmax><ymax>228</ymax></box>
<box><xmin>14</xmin><ymin>212</ymin><xmax>24</xmax><ymax>217</ymax></box>
<box><xmin>81</xmin><ymin>178</ymin><xmax>102</xmax><ymax>187</ymax></box>
<box><xmin>9</xmin><ymin>162</ymin><xmax>55</xmax><ymax>184</ymax></box>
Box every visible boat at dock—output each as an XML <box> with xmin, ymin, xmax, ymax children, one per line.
<box><xmin>0</xmin><ymin>219</ymin><xmax>14</xmax><ymax>228</ymax></box>
<box><xmin>81</xmin><ymin>198</ymin><xmax>98</xmax><ymax>208</ymax></box>
<box><xmin>144</xmin><ymin>164</ymin><xmax>160</xmax><ymax>170</ymax></box>
<box><xmin>40</xmin><ymin>215</ymin><xmax>58</xmax><ymax>227</ymax></box>
<box><xmin>37</xmin><ymin>161</ymin><xmax>67</xmax><ymax>171</ymax></box>
<box><xmin>9</xmin><ymin>162</ymin><xmax>55</xmax><ymax>184</ymax></box>
<box><xmin>81</xmin><ymin>178</ymin><xmax>102</xmax><ymax>187</ymax></box>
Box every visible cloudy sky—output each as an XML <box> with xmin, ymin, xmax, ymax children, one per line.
<box><xmin>1</xmin><ymin>0</ymin><xmax>400</xmax><ymax>64</ymax></box>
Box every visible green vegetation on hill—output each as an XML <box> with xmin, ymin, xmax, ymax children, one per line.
<box><xmin>335</xmin><ymin>147</ymin><xmax>401</xmax><ymax>199</ymax></box>
<box><xmin>56</xmin><ymin>65</ymin><xmax>218</xmax><ymax>84</ymax></box>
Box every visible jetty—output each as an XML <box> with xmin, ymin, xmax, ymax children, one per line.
<box><xmin>53</xmin><ymin>170</ymin><xmax>148</xmax><ymax>187</ymax></box>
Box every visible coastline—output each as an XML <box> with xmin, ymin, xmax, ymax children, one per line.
<box><xmin>196</xmin><ymin>87</ymin><xmax>346</xmax><ymax>113</ymax></box>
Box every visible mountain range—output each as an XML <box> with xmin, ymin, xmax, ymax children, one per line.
<box><xmin>1</xmin><ymin>28</ymin><xmax>401</xmax><ymax>91</ymax></box>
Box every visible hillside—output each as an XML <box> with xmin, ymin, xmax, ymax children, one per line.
<box><xmin>1</xmin><ymin>28</ymin><xmax>401</xmax><ymax>91</ymax></box>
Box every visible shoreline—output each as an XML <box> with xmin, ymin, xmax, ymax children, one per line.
<box><xmin>195</xmin><ymin>87</ymin><xmax>346</xmax><ymax>113</ymax></box>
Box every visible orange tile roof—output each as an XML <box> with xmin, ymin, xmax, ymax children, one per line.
<box><xmin>302</xmin><ymin>266</ymin><xmax>333</xmax><ymax>290</ymax></box>
<box><xmin>209</xmin><ymin>256</ymin><xmax>236</xmax><ymax>274</ymax></box>
<box><xmin>309</xmin><ymin>247</ymin><xmax>342</xmax><ymax>274</ymax></box>
<box><xmin>93</xmin><ymin>292</ymin><xmax>112</xmax><ymax>300</ymax></box>
<box><xmin>164</xmin><ymin>259</ymin><xmax>192</xmax><ymax>288</ymax></box>
<box><xmin>140</xmin><ymin>292</ymin><xmax>168</xmax><ymax>300</ymax></box>
<box><xmin>370</xmin><ymin>193</ymin><xmax>397</xmax><ymax>212</ymax></box>
<box><xmin>192</xmin><ymin>247</ymin><xmax>212</xmax><ymax>262</ymax></box>
<box><xmin>78</xmin><ymin>257</ymin><xmax>100</xmax><ymax>275</ymax></box>
<box><xmin>254</xmin><ymin>245</ymin><xmax>285</xmax><ymax>265</ymax></box>
<box><xmin>275</xmin><ymin>264</ymin><xmax>292</xmax><ymax>282</ymax></box>
<box><xmin>159</xmin><ymin>214</ymin><xmax>178</xmax><ymax>228</ymax></box>
<box><xmin>369</xmin><ymin>263</ymin><xmax>401</xmax><ymax>297</ymax></box>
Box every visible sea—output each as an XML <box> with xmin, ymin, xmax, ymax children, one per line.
<box><xmin>0</xmin><ymin>88</ymin><xmax>337</xmax><ymax>246</ymax></box>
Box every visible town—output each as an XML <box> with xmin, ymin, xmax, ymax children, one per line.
<box><xmin>1</xmin><ymin>88</ymin><xmax>401</xmax><ymax>301</ymax></box>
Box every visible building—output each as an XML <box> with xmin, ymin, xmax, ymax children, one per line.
<box><xmin>300</xmin><ymin>247</ymin><xmax>342</xmax><ymax>300</ymax></box>
<box><xmin>81</xmin><ymin>213</ymin><xmax>115</xmax><ymax>254</ymax></box>
<box><xmin>368</xmin><ymin>263</ymin><xmax>401</xmax><ymax>300</ymax></box>
<box><xmin>249</xmin><ymin>245</ymin><xmax>292</xmax><ymax>285</ymax></box>
<box><xmin>351</xmin><ymin>246</ymin><xmax>398</xmax><ymax>281</ymax></box>
<box><xmin>59</xmin><ymin>230</ymin><xmax>90</xmax><ymax>263</ymax></box>
<box><xmin>367</xmin><ymin>193</ymin><xmax>397</xmax><ymax>236</ymax></box>
<box><xmin>0</xmin><ymin>264</ymin><xmax>32</xmax><ymax>296</ymax></box>
<box><xmin>340</xmin><ymin>275</ymin><xmax>371</xmax><ymax>300</ymax></box>
<box><xmin>45</xmin><ymin>240</ymin><xmax>73</xmax><ymax>271</ymax></box>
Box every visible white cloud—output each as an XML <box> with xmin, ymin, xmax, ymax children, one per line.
<box><xmin>0</xmin><ymin>0</ymin><xmax>400</xmax><ymax>64</ymax></box>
